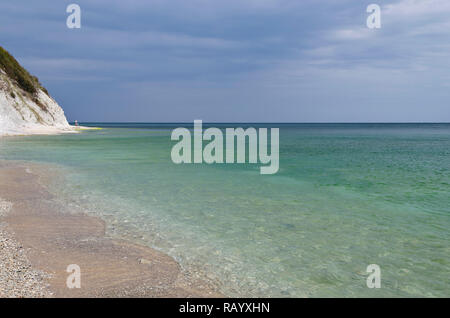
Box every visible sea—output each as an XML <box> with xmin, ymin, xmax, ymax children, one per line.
<box><xmin>0</xmin><ymin>123</ymin><xmax>448</xmax><ymax>297</ymax></box>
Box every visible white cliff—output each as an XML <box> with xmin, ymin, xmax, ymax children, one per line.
<box><xmin>0</xmin><ymin>48</ymin><xmax>74</xmax><ymax>137</ymax></box>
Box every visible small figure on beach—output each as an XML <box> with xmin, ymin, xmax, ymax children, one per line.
<box><xmin>74</xmin><ymin>120</ymin><xmax>79</xmax><ymax>127</ymax></box>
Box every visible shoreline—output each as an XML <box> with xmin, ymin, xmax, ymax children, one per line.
<box><xmin>0</xmin><ymin>160</ymin><xmax>222</xmax><ymax>297</ymax></box>
<box><xmin>0</xmin><ymin>125</ymin><xmax>99</xmax><ymax>137</ymax></box>
<box><xmin>0</xmin><ymin>199</ymin><xmax>52</xmax><ymax>297</ymax></box>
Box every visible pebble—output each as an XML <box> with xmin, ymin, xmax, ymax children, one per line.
<box><xmin>0</xmin><ymin>223</ymin><xmax>52</xmax><ymax>298</ymax></box>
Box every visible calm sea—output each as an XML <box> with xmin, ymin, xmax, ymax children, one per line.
<box><xmin>1</xmin><ymin>123</ymin><xmax>449</xmax><ymax>297</ymax></box>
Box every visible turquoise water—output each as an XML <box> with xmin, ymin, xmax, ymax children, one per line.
<box><xmin>0</xmin><ymin>123</ymin><xmax>449</xmax><ymax>297</ymax></box>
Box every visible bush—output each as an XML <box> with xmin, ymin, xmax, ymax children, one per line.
<box><xmin>0</xmin><ymin>46</ymin><xmax>48</xmax><ymax>96</ymax></box>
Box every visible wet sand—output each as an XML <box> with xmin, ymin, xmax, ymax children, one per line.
<box><xmin>0</xmin><ymin>161</ymin><xmax>222</xmax><ymax>297</ymax></box>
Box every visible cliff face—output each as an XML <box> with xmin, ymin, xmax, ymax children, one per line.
<box><xmin>0</xmin><ymin>46</ymin><xmax>71</xmax><ymax>136</ymax></box>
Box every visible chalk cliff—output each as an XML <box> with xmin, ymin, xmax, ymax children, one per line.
<box><xmin>0</xmin><ymin>46</ymin><xmax>73</xmax><ymax>136</ymax></box>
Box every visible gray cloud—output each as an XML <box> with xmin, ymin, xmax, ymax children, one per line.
<box><xmin>0</xmin><ymin>0</ymin><xmax>448</xmax><ymax>122</ymax></box>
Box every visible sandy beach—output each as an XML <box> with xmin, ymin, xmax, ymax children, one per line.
<box><xmin>0</xmin><ymin>160</ymin><xmax>222</xmax><ymax>298</ymax></box>
<box><xmin>0</xmin><ymin>125</ymin><xmax>97</xmax><ymax>137</ymax></box>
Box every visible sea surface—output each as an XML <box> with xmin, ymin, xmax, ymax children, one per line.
<box><xmin>0</xmin><ymin>123</ymin><xmax>449</xmax><ymax>297</ymax></box>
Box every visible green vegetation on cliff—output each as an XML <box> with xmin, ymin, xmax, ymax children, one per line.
<box><xmin>0</xmin><ymin>46</ymin><xmax>48</xmax><ymax>96</ymax></box>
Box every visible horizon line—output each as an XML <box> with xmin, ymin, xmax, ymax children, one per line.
<box><xmin>71</xmin><ymin>121</ymin><xmax>450</xmax><ymax>124</ymax></box>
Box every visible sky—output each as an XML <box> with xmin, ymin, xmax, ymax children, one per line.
<box><xmin>0</xmin><ymin>0</ymin><xmax>449</xmax><ymax>122</ymax></box>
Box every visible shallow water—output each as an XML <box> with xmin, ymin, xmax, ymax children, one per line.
<box><xmin>0</xmin><ymin>123</ymin><xmax>449</xmax><ymax>297</ymax></box>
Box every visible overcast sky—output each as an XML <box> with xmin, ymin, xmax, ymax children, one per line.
<box><xmin>1</xmin><ymin>0</ymin><xmax>449</xmax><ymax>122</ymax></box>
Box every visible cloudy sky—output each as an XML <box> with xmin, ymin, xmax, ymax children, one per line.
<box><xmin>0</xmin><ymin>0</ymin><xmax>449</xmax><ymax>122</ymax></box>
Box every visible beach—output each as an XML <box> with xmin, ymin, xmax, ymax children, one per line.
<box><xmin>2</xmin><ymin>0</ymin><xmax>450</xmax><ymax>301</ymax></box>
<box><xmin>0</xmin><ymin>125</ymin><xmax>96</xmax><ymax>137</ymax></box>
<box><xmin>0</xmin><ymin>216</ymin><xmax>51</xmax><ymax>297</ymax></box>
<box><xmin>0</xmin><ymin>160</ymin><xmax>221</xmax><ymax>297</ymax></box>
<box><xmin>0</xmin><ymin>124</ymin><xmax>448</xmax><ymax>297</ymax></box>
